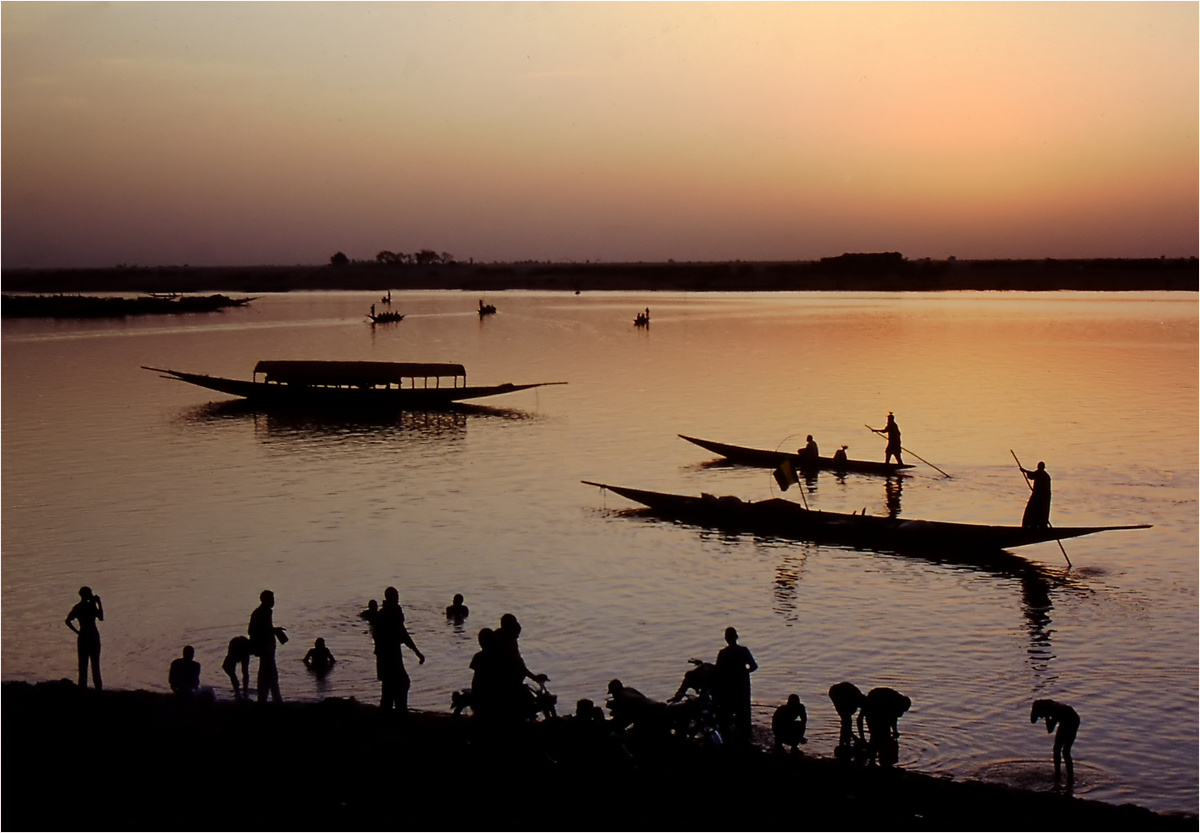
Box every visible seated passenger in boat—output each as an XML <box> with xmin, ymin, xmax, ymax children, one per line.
<box><xmin>833</xmin><ymin>445</ymin><xmax>849</xmax><ymax>465</ymax></box>
<box><xmin>799</xmin><ymin>435</ymin><xmax>820</xmax><ymax>466</ymax></box>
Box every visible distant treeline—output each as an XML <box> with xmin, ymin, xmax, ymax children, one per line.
<box><xmin>3</xmin><ymin>254</ymin><xmax>1196</xmax><ymax>294</ymax></box>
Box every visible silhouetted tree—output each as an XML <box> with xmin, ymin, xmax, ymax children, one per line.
<box><xmin>415</xmin><ymin>249</ymin><xmax>440</xmax><ymax>265</ymax></box>
<box><xmin>330</xmin><ymin>252</ymin><xmax>349</xmax><ymax>266</ymax></box>
<box><xmin>376</xmin><ymin>251</ymin><xmax>400</xmax><ymax>265</ymax></box>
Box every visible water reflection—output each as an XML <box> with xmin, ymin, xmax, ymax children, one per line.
<box><xmin>178</xmin><ymin>399</ymin><xmax>540</xmax><ymax>444</ymax></box>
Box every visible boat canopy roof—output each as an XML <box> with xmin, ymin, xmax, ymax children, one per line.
<box><xmin>253</xmin><ymin>360</ymin><xmax>466</xmax><ymax>387</ymax></box>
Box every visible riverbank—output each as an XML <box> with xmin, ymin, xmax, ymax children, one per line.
<box><xmin>2</xmin><ymin>680</ymin><xmax>1190</xmax><ymax>830</ymax></box>
<box><xmin>3</xmin><ymin>256</ymin><xmax>1196</xmax><ymax>295</ymax></box>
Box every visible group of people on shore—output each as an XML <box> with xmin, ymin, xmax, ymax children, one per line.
<box><xmin>66</xmin><ymin>583</ymin><xmax>1079</xmax><ymax>782</ymax></box>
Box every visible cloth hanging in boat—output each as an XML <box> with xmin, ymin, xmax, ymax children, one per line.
<box><xmin>773</xmin><ymin>460</ymin><xmax>799</xmax><ymax>492</ymax></box>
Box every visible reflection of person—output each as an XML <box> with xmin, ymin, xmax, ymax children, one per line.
<box><xmin>248</xmin><ymin>590</ymin><xmax>287</xmax><ymax>703</ymax></box>
<box><xmin>373</xmin><ymin>586</ymin><xmax>425</xmax><ymax>713</ymax></box>
<box><xmin>222</xmin><ymin>636</ymin><xmax>252</xmax><ymax>699</ymax></box>
<box><xmin>1031</xmin><ymin>699</ymin><xmax>1079</xmax><ymax>781</ymax></box>
<box><xmin>1020</xmin><ymin>462</ymin><xmax>1053</xmax><ymax>528</ymax></box>
<box><xmin>870</xmin><ymin>413</ymin><xmax>903</xmax><ymax>465</ymax></box>
<box><xmin>169</xmin><ymin>646</ymin><xmax>202</xmax><ymax>695</ymax></box>
<box><xmin>772</xmin><ymin>694</ymin><xmax>807</xmax><ymax>752</ymax></box>
<box><xmin>303</xmin><ymin>638</ymin><xmax>336</xmax><ymax>676</ymax></box>
<box><xmin>445</xmin><ymin>594</ymin><xmax>469</xmax><ymax>621</ymax></box>
<box><xmin>715</xmin><ymin>627</ymin><xmax>757</xmax><ymax>736</ymax></box>
<box><xmin>65</xmin><ymin>586</ymin><xmax>104</xmax><ymax>690</ymax></box>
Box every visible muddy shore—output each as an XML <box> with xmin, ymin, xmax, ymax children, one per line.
<box><xmin>3</xmin><ymin>256</ymin><xmax>1196</xmax><ymax>295</ymax></box>
<box><xmin>2</xmin><ymin>681</ymin><xmax>1191</xmax><ymax>830</ymax></box>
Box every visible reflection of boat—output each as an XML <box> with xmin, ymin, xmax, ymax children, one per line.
<box><xmin>680</xmin><ymin>434</ymin><xmax>912</xmax><ymax>476</ymax></box>
<box><xmin>144</xmin><ymin>361</ymin><xmax>566</xmax><ymax>410</ymax></box>
<box><xmin>367</xmin><ymin>311</ymin><xmax>405</xmax><ymax>324</ymax></box>
<box><xmin>582</xmin><ymin>482</ymin><xmax>1150</xmax><ymax>556</ymax></box>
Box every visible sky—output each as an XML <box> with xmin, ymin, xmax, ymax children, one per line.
<box><xmin>2</xmin><ymin>2</ymin><xmax>1197</xmax><ymax>268</ymax></box>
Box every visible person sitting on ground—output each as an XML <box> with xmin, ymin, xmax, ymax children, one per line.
<box><xmin>465</xmin><ymin>627</ymin><xmax>502</xmax><ymax>718</ymax></box>
<box><xmin>169</xmin><ymin>645</ymin><xmax>202</xmax><ymax>696</ymax></box>
<box><xmin>445</xmin><ymin>594</ymin><xmax>469</xmax><ymax>621</ymax></box>
<box><xmin>861</xmin><ymin>686</ymin><xmax>911</xmax><ymax>767</ymax></box>
<box><xmin>222</xmin><ymin>635</ymin><xmax>252</xmax><ymax>700</ymax></box>
<box><xmin>303</xmin><ymin>637</ymin><xmax>336</xmax><ymax>676</ymax></box>
<box><xmin>1030</xmin><ymin>699</ymin><xmax>1080</xmax><ymax>782</ymax></box>
<box><xmin>772</xmin><ymin>694</ymin><xmax>808</xmax><ymax>753</ymax></box>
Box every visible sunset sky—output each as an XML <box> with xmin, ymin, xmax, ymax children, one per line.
<box><xmin>3</xmin><ymin>2</ymin><xmax>1196</xmax><ymax>268</ymax></box>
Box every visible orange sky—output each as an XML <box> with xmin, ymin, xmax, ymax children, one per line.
<box><xmin>3</xmin><ymin>2</ymin><xmax>1196</xmax><ymax>268</ymax></box>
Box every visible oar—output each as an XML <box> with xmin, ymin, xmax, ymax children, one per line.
<box><xmin>1011</xmin><ymin>450</ymin><xmax>1071</xmax><ymax>568</ymax></box>
<box><xmin>864</xmin><ymin>425</ymin><xmax>953</xmax><ymax>479</ymax></box>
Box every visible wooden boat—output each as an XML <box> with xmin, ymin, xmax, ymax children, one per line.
<box><xmin>144</xmin><ymin>361</ymin><xmax>566</xmax><ymax>410</ymax></box>
<box><xmin>478</xmin><ymin>300</ymin><xmax>497</xmax><ymax>316</ymax></box>
<box><xmin>367</xmin><ymin>310</ymin><xmax>405</xmax><ymax>324</ymax></box>
<box><xmin>679</xmin><ymin>434</ymin><xmax>912</xmax><ymax>476</ymax></box>
<box><xmin>581</xmin><ymin>481</ymin><xmax>1151</xmax><ymax>556</ymax></box>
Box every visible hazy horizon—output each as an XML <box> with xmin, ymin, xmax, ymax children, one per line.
<box><xmin>3</xmin><ymin>2</ymin><xmax>1197</xmax><ymax>270</ymax></box>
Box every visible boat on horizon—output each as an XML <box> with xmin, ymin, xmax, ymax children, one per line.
<box><xmin>144</xmin><ymin>361</ymin><xmax>566</xmax><ymax>410</ymax></box>
<box><xmin>582</xmin><ymin>481</ymin><xmax>1150</xmax><ymax>558</ymax></box>
<box><xmin>679</xmin><ymin>434</ymin><xmax>913</xmax><ymax>476</ymax></box>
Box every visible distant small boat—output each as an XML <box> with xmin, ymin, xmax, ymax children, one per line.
<box><xmin>634</xmin><ymin>308</ymin><xmax>650</xmax><ymax>327</ymax></box>
<box><xmin>367</xmin><ymin>310</ymin><xmax>405</xmax><ymax>324</ymax></box>
<box><xmin>679</xmin><ymin>434</ymin><xmax>912</xmax><ymax>477</ymax></box>
<box><xmin>582</xmin><ymin>481</ymin><xmax>1151</xmax><ymax>557</ymax></box>
<box><xmin>144</xmin><ymin>361</ymin><xmax>566</xmax><ymax>411</ymax></box>
<box><xmin>478</xmin><ymin>300</ymin><xmax>497</xmax><ymax>316</ymax></box>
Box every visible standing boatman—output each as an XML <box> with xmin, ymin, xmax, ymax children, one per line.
<box><xmin>1020</xmin><ymin>461</ymin><xmax>1052</xmax><ymax>528</ymax></box>
<box><xmin>869</xmin><ymin>413</ymin><xmax>904</xmax><ymax>465</ymax></box>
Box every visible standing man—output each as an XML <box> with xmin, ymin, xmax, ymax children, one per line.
<box><xmin>65</xmin><ymin>586</ymin><xmax>104</xmax><ymax>690</ymax></box>
<box><xmin>248</xmin><ymin>590</ymin><xmax>287</xmax><ymax>703</ymax></box>
<box><xmin>870</xmin><ymin>413</ymin><xmax>904</xmax><ymax>465</ymax></box>
<box><xmin>372</xmin><ymin>586</ymin><xmax>425</xmax><ymax>713</ymax></box>
<box><xmin>1020</xmin><ymin>461</ymin><xmax>1053</xmax><ymax>528</ymax></box>
<box><xmin>715</xmin><ymin>626</ymin><xmax>757</xmax><ymax>738</ymax></box>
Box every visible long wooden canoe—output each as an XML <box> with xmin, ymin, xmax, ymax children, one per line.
<box><xmin>144</xmin><ymin>361</ymin><xmax>565</xmax><ymax>410</ymax></box>
<box><xmin>679</xmin><ymin>434</ymin><xmax>913</xmax><ymax>476</ymax></box>
<box><xmin>582</xmin><ymin>481</ymin><xmax>1150</xmax><ymax>556</ymax></box>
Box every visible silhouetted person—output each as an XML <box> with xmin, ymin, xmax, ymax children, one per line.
<box><xmin>493</xmin><ymin>613</ymin><xmax>547</xmax><ymax>722</ymax></box>
<box><xmin>606</xmin><ymin>679</ymin><xmax>665</xmax><ymax>731</ymax></box>
<box><xmin>861</xmin><ymin>687</ymin><xmax>911</xmax><ymax>767</ymax></box>
<box><xmin>65</xmin><ymin>586</ymin><xmax>103</xmax><ymax>690</ymax></box>
<box><xmin>372</xmin><ymin>586</ymin><xmax>425</xmax><ymax>713</ymax></box>
<box><xmin>772</xmin><ymin>694</ymin><xmax>808</xmax><ymax>752</ymax></box>
<box><xmin>715</xmin><ymin>627</ymin><xmax>757</xmax><ymax>737</ymax></box>
<box><xmin>169</xmin><ymin>645</ymin><xmax>201</xmax><ymax>695</ymax></box>
<box><xmin>303</xmin><ymin>638</ymin><xmax>336</xmax><ymax>676</ymax></box>
<box><xmin>668</xmin><ymin>659</ymin><xmax>719</xmax><ymax>703</ymax></box>
<box><xmin>1031</xmin><ymin>699</ymin><xmax>1079</xmax><ymax>781</ymax></box>
<box><xmin>829</xmin><ymin>681</ymin><xmax>868</xmax><ymax>761</ymax></box>
<box><xmin>870</xmin><ymin>413</ymin><xmax>903</xmax><ymax>465</ymax></box>
<box><xmin>445</xmin><ymin>594</ymin><xmax>469</xmax><ymax>621</ymax></box>
<box><xmin>466</xmin><ymin>627</ymin><xmax>502</xmax><ymax>718</ymax></box>
<box><xmin>832</xmin><ymin>445</ymin><xmax>849</xmax><ymax>466</ymax></box>
<box><xmin>248</xmin><ymin>589</ymin><xmax>287</xmax><ymax>703</ymax></box>
<box><xmin>799</xmin><ymin>435</ymin><xmax>820</xmax><ymax>467</ymax></box>
<box><xmin>222</xmin><ymin>635</ymin><xmax>252</xmax><ymax>699</ymax></box>
<box><xmin>1021</xmin><ymin>461</ymin><xmax>1053</xmax><ymax>528</ymax></box>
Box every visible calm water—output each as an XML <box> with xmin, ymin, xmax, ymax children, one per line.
<box><xmin>3</xmin><ymin>290</ymin><xmax>1196</xmax><ymax>814</ymax></box>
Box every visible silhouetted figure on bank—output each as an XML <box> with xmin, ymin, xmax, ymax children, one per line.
<box><xmin>65</xmin><ymin>586</ymin><xmax>104</xmax><ymax>690</ymax></box>
<box><xmin>829</xmin><ymin>681</ymin><xmax>868</xmax><ymax>754</ymax></box>
<box><xmin>222</xmin><ymin>635</ymin><xmax>252</xmax><ymax>699</ymax></box>
<box><xmin>303</xmin><ymin>638</ymin><xmax>336</xmax><ymax>676</ymax></box>
<box><xmin>606</xmin><ymin>679</ymin><xmax>667</xmax><ymax>732</ymax></box>
<box><xmin>493</xmin><ymin>613</ymin><xmax>547</xmax><ymax>722</ymax></box>
<box><xmin>870</xmin><ymin>413</ymin><xmax>904</xmax><ymax>465</ymax></box>
<box><xmin>1031</xmin><ymin>699</ymin><xmax>1079</xmax><ymax>782</ymax></box>
<box><xmin>460</xmin><ymin>627</ymin><xmax>501</xmax><ymax>718</ymax></box>
<box><xmin>861</xmin><ymin>687</ymin><xmax>911</xmax><ymax>767</ymax></box>
<box><xmin>248</xmin><ymin>590</ymin><xmax>287</xmax><ymax>703</ymax></box>
<box><xmin>668</xmin><ymin>658</ymin><xmax>719</xmax><ymax>703</ymax></box>
<box><xmin>169</xmin><ymin>645</ymin><xmax>201</xmax><ymax>695</ymax></box>
<box><xmin>799</xmin><ymin>435</ymin><xmax>820</xmax><ymax>467</ymax></box>
<box><xmin>1020</xmin><ymin>462</ymin><xmax>1053</xmax><ymax>528</ymax></box>
<box><xmin>715</xmin><ymin>627</ymin><xmax>758</xmax><ymax>737</ymax></box>
<box><xmin>772</xmin><ymin>694</ymin><xmax>808</xmax><ymax>753</ymax></box>
<box><xmin>445</xmin><ymin>594</ymin><xmax>469</xmax><ymax>622</ymax></box>
<box><xmin>372</xmin><ymin>586</ymin><xmax>425</xmax><ymax>713</ymax></box>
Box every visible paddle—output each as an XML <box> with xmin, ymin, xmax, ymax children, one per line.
<box><xmin>1011</xmin><ymin>450</ymin><xmax>1071</xmax><ymax>568</ymax></box>
<box><xmin>863</xmin><ymin>425</ymin><xmax>953</xmax><ymax>478</ymax></box>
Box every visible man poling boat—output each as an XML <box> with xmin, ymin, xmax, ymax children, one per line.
<box><xmin>864</xmin><ymin>418</ymin><xmax>952</xmax><ymax>479</ymax></box>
